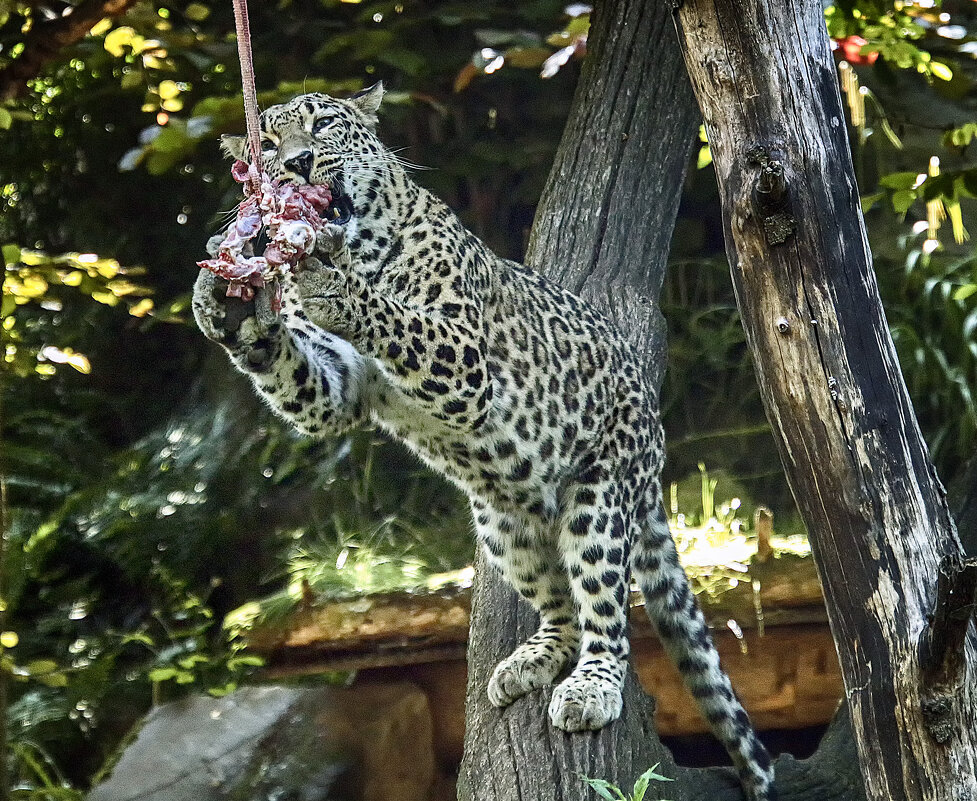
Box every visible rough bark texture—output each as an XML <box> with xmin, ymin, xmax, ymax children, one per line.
<box><xmin>672</xmin><ymin>2</ymin><xmax>977</xmax><ymax>800</ymax></box>
<box><xmin>458</xmin><ymin>0</ymin><xmax>700</xmax><ymax>797</ymax></box>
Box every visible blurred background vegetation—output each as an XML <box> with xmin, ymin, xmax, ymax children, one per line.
<box><xmin>1</xmin><ymin>0</ymin><xmax>976</xmax><ymax>796</ymax></box>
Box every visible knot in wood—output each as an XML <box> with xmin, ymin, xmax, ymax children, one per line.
<box><xmin>921</xmin><ymin>695</ymin><xmax>955</xmax><ymax>744</ymax></box>
<box><xmin>756</xmin><ymin>161</ymin><xmax>788</xmax><ymax>211</ymax></box>
<box><xmin>776</xmin><ymin>317</ymin><xmax>790</xmax><ymax>335</ymax></box>
<box><xmin>747</xmin><ymin>145</ymin><xmax>796</xmax><ymax>247</ymax></box>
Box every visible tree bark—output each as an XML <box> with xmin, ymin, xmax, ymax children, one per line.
<box><xmin>458</xmin><ymin>0</ymin><xmax>700</xmax><ymax>797</ymax></box>
<box><xmin>671</xmin><ymin>2</ymin><xmax>977</xmax><ymax>801</ymax></box>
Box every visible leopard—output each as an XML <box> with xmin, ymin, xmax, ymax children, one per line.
<box><xmin>191</xmin><ymin>85</ymin><xmax>776</xmax><ymax>800</ymax></box>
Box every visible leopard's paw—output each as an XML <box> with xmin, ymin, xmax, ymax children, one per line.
<box><xmin>295</xmin><ymin>256</ymin><xmax>349</xmax><ymax>333</ymax></box>
<box><xmin>205</xmin><ymin>232</ymin><xmax>226</xmax><ymax>258</ymax></box>
<box><xmin>315</xmin><ymin>223</ymin><xmax>348</xmax><ymax>257</ymax></box>
<box><xmin>192</xmin><ymin>269</ymin><xmax>280</xmax><ymax>370</ymax></box>
<box><xmin>488</xmin><ymin>646</ymin><xmax>567</xmax><ymax>708</ymax></box>
<box><xmin>548</xmin><ymin>670</ymin><xmax>623</xmax><ymax>732</ymax></box>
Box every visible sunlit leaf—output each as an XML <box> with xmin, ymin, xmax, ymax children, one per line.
<box><xmin>25</xmin><ymin>659</ymin><xmax>58</xmax><ymax>674</ymax></box>
<box><xmin>184</xmin><ymin>3</ymin><xmax>210</xmax><ymax>22</ymax></box>
<box><xmin>158</xmin><ymin>80</ymin><xmax>181</xmax><ymax>100</ymax></box>
<box><xmin>36</xmin><ymin>672</ymin><xmax>68</xmax><ymax>688</ymax></box>
<box><xmin>148</xmin><ymin>667</ymin><xmax>177</xmax><ymax>682</ymax></box>
<box><xmin>104</xmin><ymin>27</ymin><xmax>140</xmax><ymax>58</ymax></box>
<box><xmin>89</xmin><ymin>18</ymin><xmax>113</xmax><ymax>37</ymax></box>
<box><xmin>129</xmin><ymin>298</ymin><xmax>154</xmax><ymax>317</ymax></box>
<box><xmin>930</xmin><ymin>61</ymin><xmax>953</xmax><ymax>81</ymax></box>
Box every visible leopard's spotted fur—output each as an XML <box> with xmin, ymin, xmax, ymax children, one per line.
<box><xmin>192</xmin><ymin>86</ymin><xmax>776</xmax><ymax>800</ymax></box>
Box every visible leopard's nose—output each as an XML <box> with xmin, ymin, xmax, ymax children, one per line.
<box><xmin>283</xmin><ymin>150</ymin><xmax>313</xmax><ymax>181</ymax></box>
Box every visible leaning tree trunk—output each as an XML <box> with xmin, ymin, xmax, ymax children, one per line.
<box><xmin>457</xmin><ymin>0</ymin><xmax>700</xmax><ymax>798</ymax></box>
<box><xmin>671</xmin><ymin>2</ymin><xmax>977</xmax><ymax>801</ymax></box>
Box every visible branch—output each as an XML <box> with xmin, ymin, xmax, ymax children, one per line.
<box><xmin>918</xmin><ymin>554</ymin><xmax>977</xmax><ymax>743</ymax></box>
<box><xmin>0</xmin><ymin>0</ymin><xmax>137</xmax><ymax>101</ymax></box>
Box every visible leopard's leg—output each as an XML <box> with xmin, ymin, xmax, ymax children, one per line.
<box><xmin>634</xmin><ymin>494</ymin><xmax>775</xmax><ymax>801</ymax></box>
<box><xmin>294</xmin><ymin>231</ymin><xmax>492</xmax><ymax>432</ymax></box>
<box><xmin>475</xmin><ymin>503</ymin><xmax>579</xmax><ymax>707</ymax></box>
<box><xmin>548</xmin><ymin>471</ymin><xmax>637</xmax><ymax>732</ymax></box>
<box><xmin>192</xmin><ymin>266</ymin><xmax>369</xmax><ymax>437</ymax></box>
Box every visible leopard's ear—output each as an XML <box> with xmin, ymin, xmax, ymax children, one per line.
<box><xmin>348</xmin><ymin>82</ymin><xmax>384</xmax><ymax>125</ymax></box>
<box><xmin>220</xmin><ymin>134</ymin><xmax>248</xmax><ymax>161</ymax></box>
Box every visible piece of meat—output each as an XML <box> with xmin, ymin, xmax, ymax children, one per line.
<box><xmin>197</xmin><ymin>160</ymin><xmax>333</xmax><ymax>301</ymax></box>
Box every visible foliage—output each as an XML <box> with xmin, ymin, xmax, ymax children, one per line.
<box><xmin>2</xmin><ymin>246</ymin><xmax>156</xmax><ymax>378</ymax></box>
<box><xmin>580</xmin><ymin>763</ymin><xmax>673</xmax><ymax>801</ymax></box>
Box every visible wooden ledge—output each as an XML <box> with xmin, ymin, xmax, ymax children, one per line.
<box><xmin>243</xmin><ymin>553</ymin><xmax>841</xmax><ymax>741</ymax></box>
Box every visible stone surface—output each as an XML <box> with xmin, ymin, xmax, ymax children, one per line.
<box><xmin>89</xmin><ymin>682</ymin><xmax>436</xmax><ymax>801</ymax></box>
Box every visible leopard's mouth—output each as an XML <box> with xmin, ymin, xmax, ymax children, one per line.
<box><xmin>325</xmin><ymin>171</ymin><xmax>354</xmax><ymax>225</ymax></box>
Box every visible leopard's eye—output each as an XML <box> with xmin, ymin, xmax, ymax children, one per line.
<box><xmin>312</xmin><ymin>115</ymin><xmax>335</xmax><ymax>136</ymax></box>
<box><xmin>261</xmin><ymin>138</ymin><xmax>277</xmax><ymax>152</ymax></box>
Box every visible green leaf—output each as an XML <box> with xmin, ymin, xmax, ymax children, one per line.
<box><xmin>148</xmin><ymin>667</ymin><xmax>178</xmax><ymax>682</ymax></box>
<box><xmin>2</xmin><ymin>243</ymin><xmax>20</xmax><ymax>264</ymax></box>
<box><xmin>860</xmin><ymin>192</ymin><xmax>884</xmax><ymax>213</ymax></box>
<box><xmin>24</xmin><ymin>659</ymin><xmax>58</xmax><ymax>674</ymax></box>
<box><xmin>36</xmin><ymin>672</ymin><xmax>68</xmax><ymax>688</ymax></box>
<box><xmin>891</xmin><ymin>189</ymin><xmax>916</xmax><ymax>215</ymax></box>
<box><xmin>697</xmin><ymin>145</ymin><xmax>712</xmax><ymax>170</ymax></box>
<box><xmin>963</xmin><ymin>171</ymin><xmax>977</xmax><ymax>199</ymax></box>
<box><xmin>636</xmin><ymin>764</ymin><xmax>673</xmax><ymax>783</ymax></box>
<box><xmin>921</xmin><ymin>174</ymin><xmax>954</xmax><ymax>202</ymax></box>
<box><xmin>226</xmin><ymin>654</ymin><xmax>264</xmax><ymax>670</ymax></box>
<box><xmin>0</xmin><ymin>107</ymin><xmax>11</xmax><ymax>130</ymax></box>
<box><xmin>878</xmin><ymin>171</ymin><xmax>919</xmax><ymax>191</ymax></box>
<box><xmin>185</xmin><ymin>3</ymin><xmax>210</xmax><ymax>21</ymax></box>
<box><xmin>579</xmin><ymin>776</ymin><xmax>627</xmax><ymax>801</ymax></box>
<box><xmin>121</xmin><ymin>631</ymin><xmax>154</xmax><ymax>646</ymax></box>
<box><xmin>953</xmin><ymin>284</ymin><xmax>977</xmax><ymax>302</ymax></box>
<box><xmin>930</xmin><ymin>61</ymin><xmax>953</xmax><ymax>81</ymax></box>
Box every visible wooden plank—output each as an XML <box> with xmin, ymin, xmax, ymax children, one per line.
<box><xmin>249</xmin><ymin>555</ymin><xmax>843</xmax><ymax>740</ymax></box>
<box><xmin>302</xmin><ymin>620</ymin><xmax>844</xmax><ymax>778</ymax></box>
<box><xmin>249</xmin><ymin>553</ymin><xmax>825</xmax><ymax>670</ymax></box>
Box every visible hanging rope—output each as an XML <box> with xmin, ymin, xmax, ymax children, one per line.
<box><xmin>231</xmin><ymin>0</ymin><xmax>263</xmax><ymax>196</ymax></box>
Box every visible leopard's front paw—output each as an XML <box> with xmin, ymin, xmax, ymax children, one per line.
<box><xmin>295</xmin><ymin>256</ymin><xmax>350</xmax><ymax>333</ymax></box>
<box><xmin>192</xmin><ymin>269</ymin><xmax>281</xmax><ymax>371</ymax></box>
<box><xmin>548</xmin><ymin>670</ymin><xmax>623</xmax><ymax>732</ymax></box>
<box><xmin>315</xmin><ymin>223</ymin><xmax>348</xmax><ymax>257</ymax></box>
<box><xmin>488</xmin><ymin>647</ymin><xmax>566</xmax><ymax>708</ymax></box>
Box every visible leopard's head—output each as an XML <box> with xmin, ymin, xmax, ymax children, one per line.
<box><xmin>221</xmin><ymin>84</ymin><xmax>386</xmax><ymax>225</ymax></box>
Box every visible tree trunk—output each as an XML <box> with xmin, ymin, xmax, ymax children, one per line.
<box><xmin>458</xmin><ymin>0</ymin><xmax>871</xmax><ymax>798</ymax></box>
<box><xmin>457</xmin><ymin>0</ymin><xmax>700</xmax><ymax>798</ymax></box>
<box><xmin>671</xmin><ymin>2</ymin><xmax>977</xmax><ymax>801</ymax></box>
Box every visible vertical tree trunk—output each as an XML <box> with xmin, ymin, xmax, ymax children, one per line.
<box><xmin>457</xmin><ymin>0</ymin><xmax>699</xmax><ymax>797</ymax></box>
<box><xmin>671</xmin><ymin>3</ymin><xmax>977</xmax><ymax>801</ymax></box>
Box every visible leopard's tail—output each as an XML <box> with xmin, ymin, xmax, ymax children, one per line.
<box><xmin>631</xmin><ymin>501</ymin><xmax>776</xmax><ymax>801</ymax></box>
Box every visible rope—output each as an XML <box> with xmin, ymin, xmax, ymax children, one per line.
<box><xmin>231</xmin><ymin>0</ymin><xmax>263</xmax><ymax>195</ymax></box>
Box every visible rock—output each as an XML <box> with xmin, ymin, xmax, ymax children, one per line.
<box><xmin>89</xmin><ymin>682</ymin><xmax>435</xmax><ymax>801</ymax></box>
